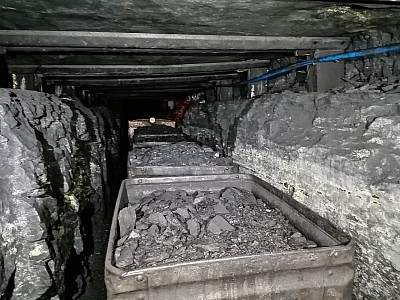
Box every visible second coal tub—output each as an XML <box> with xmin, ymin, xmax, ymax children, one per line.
<box><xmin>128</xmin><ymin>141</ymin><xmax>238</xmax><ymax>177</ymax></box>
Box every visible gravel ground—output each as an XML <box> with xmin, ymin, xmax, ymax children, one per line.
<box><xmin>129</xmin><ymin>142</ymin><xmax>232</xmax><ymax>167</ymax></box>
<box><xmin>114</xmin><ymin>187</ymin><xmax>317</xmax><ymax>270</ymax></box>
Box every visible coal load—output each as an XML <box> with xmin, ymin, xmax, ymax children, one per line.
<box><xmin>133</xmin><ymin>125</ymin><xmax>186</xmax><ymax>143</ymax></box>
<box><xmin>129</xmin><ymin>142</ymin><xmax>232</xmax><ymax>167</ymax></box>
<box><xmin>114</xmin><ymin>187</ymin><xmax>317</xmax><ymax>270</ymax></box>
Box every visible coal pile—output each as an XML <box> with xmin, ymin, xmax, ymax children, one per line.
<box><xmin>134</xmin><ymin>125</ymin><xmax>186</xmax><ymax>143</ymax></box>
<box><xmin>129</xmin><ymin>142</ymin><xmax>232</xmax><ymax>167</ymax></box>
<box><xmin>134</xmin><ymin>124</ymin><xmax>180</xmax><ymax>136</ymax></box>
<box><xmin>114</xmin><ymin>187</ymin><xmax>317</xmax><ymax>270</ymax></box>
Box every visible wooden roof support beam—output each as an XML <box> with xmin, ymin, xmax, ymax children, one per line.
<box><xmin>45</xmin><ymin>73</ymin><xmax>238</xmax><ymax>86</ymax></box>
<box><xmin>0</xmin><ymin>30</ymin><xmax>350</xmax><ymax>51</ymax></box>
<box><xmin>8</xmin><ymin>61</ymin><xmax>268</xmax><ymax>75</ymax></box>
<box><xmin>101</xmin><ymin>94</ymin><xmax>199</xmax><ymax>101</ymax></box>
<box><xmin>81</xmin><ymin>83</ymin><xmax>213</xmax><ymax>92</ymax></box>
<box><xmin>95</xmin><ymin>87</ymin><xmax>204</xmax><ymax>94</ymax></box>
<box><xmin>85</xmin><ymin>85</ymin><xmax>211</xmax><ymax>94</ymax></box>
<box><xmin>3</xmin><ymin>47</ymin><xmax>293</xmax><ymax>56</ymax></box>
<box><xmin>0</xmin><ymin>45</ymin><xmax>294</xmax><ymax>57</ymax></box>
<box><xmin>97</xmin><ymin>89</ymin><xmax>205</xmax><ymax>100</ymax></box>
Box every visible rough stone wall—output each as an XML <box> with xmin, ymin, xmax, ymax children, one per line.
<box><xmin>0</xmin><ymin>89</ymin><xmax>123</xmax><ymax>300</ymax></box>
<box><xmin>183</xmin><ymin>89</ymin><xmax>400</xmax><ymax>299</ymax></box>
<box><xmin>183</xmin><ymin>99</ymin><xmax>251</xmax><ymax>156</ymax></box>
<box><xmin>345</xmin><ymin>27</ymin><xmax>400</xmax><ymax>81</ymax></box>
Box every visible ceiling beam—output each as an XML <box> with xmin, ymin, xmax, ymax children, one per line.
<box><xmin>82</xmin><ymin>83</ymin><xmax>214</xmax><ymax>94</ymax></box>
<box><xmin>45</xmin><ymin>73</ymin><xmax>238</xmax><ymax>86</ymax></box>
<box><xmin>3</xmin><ymin>52</ymin><xmax>288</xmax><ymax>66</ymax></box>
<box><xmin>9</xmin><ymin>60</ymin><xmax>269</xmax><ymax>75</ymax></box>
<box><xmin>95</xmin><ymin>87</ymin><xmax>204</xmax><ymax>94</ymax></box>
<box><xmin>102</xmin><ymin>92</ymin><xmax>194</xmax><ymax>97</ymax></box>
<box><xmin>3</xmin><ymin>47</ymin><xmax>292</xmax><ymax>55</ymax></box>
<box><xmin>0</xmin><ymin>31</ymin><xmax>350</xmax><ymax>51</ymax></box>
<box><xmin>97</xmin><ymin>88</ymin><xmax>205</xmax><ymax>100</ymax></box>
<box><xmin>98</xmin><ymin>91</ymin><xmax>204</xmax><ymax>101</ymax></box>
<box><xmin>101</xmin><ymin>93</ymin><xmax>199</xmax><ymax>101</ymax></box>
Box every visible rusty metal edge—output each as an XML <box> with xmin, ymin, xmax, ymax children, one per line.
<box><xmin>127</xmin><ymin>165</ymin><xmax>239</xmax><ymax>177</ymax></box>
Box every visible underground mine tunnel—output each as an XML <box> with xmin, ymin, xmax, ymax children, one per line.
<box><xmin>1</xmin><ymin>1</ymin><xmax>400</xmax><ymax>300</ymax></box>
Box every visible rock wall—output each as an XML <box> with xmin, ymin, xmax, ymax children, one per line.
<box><xmin>0</xmin><ymin>89</ymin><xmax>123</xmax><ymax>299</ymax></box>
<box><xmin>183</xmin><ymin>88</ymin><xmax>400</xmax><ymax>299</ymax></box>
<box><xmin>345</xmin><ymin>27</ymin><xmax>400</xmax><ymax>82</ymax></box>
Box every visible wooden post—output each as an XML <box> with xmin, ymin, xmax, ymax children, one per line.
<box><xmin>0</xmin><ymin>55</ymin><xmax>12</xmax><ymax>88</ymax></box>
<box><xmin>248</xmin><ymin>67</ymin><xmax>269</xmax><ymax>97</ymax></box>
<box><xmin>307</xmin><ymin>50</ymin><xmax>345</xmax><ymax>92</ymax></box>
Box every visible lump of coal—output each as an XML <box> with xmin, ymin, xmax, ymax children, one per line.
<box><xmin>221</xmin><ymin>187</ymin><xmax>257</xmax><ymax>205</ymax></box>
<box><xmin>175</xmin><ymin>207</ymin><xmax>190</xmax><ymax>219</ymax></box>
<box><xmin>165</xmin><ymin>214</ymin><xmax>184</xmax><ymax>230</ymax></box>
<box><xmin>118</xmin><ymin>205</ymin><xmax>137</xmax><ymax>237</ymax></box>
<box><xmin>193</xmin><ymin>195</ymin><xmax>207</xmax><ymax>205</ymax></box>
<box><xmin>187</xmin><ymin>219</ymin><xmax>201</xmax><ymax>237</ymax></box>
<box><xmin>115</xmin><ymin>239</ymin><xmax>138</xmax><ymax>268</ymax></box>
<box><xmin>148</xmin><ymin>212</ymin><xmax>168</xmax><ymax>227</ymax></box>
<box><xmin>148</xmin><ymin>224</ymin><xmax>159</xmax><ymax>236</ymax></box>
<box><xmin>213</xmin><ymin>203</ymin><xmax>229</xmax><ymax>214</ymax></box>
<box><xmin>207</xmin><ymin>215</ymin><xmax>235</xmax><ymax>235</ymax></box>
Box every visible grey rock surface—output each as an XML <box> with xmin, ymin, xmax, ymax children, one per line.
<box><xmin>115</xmin><ymin>188</ymin><xmax>314</xmax><ymax>270</ymax></box>
<box><xmin>345</xmin><ymin>29</ymin><xmax>400</xmax><ymax>83</ymax></box>
<box><xmin>1</xmin><ymin>0</ymin><xmax>400</xmax><ymax>37</ymax></box>
<box><xmin>183</xmin><ymin>78</ymin><xmax>400</xmax><ymax>299</ymax></box>
<box><xmin>0</xmin><ymin>89</ymin><xmax>122</xmax><ymax>300</ymax></box>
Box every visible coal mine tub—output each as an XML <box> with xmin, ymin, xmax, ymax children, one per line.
<box><xmin>133</xmin><ymin>125</ymin><xmax>187</xmax><ymax>144</ymax></box>
<box><xmin>128</xmin><ymin>164</ymin><xmax>238</xmax><ymax>178</ymax></box>
<box><xmin>133</xmin><ymin>132</ymin><xmax>187</xmax><ymax>143</ymax></box>
<box><xmin>127</xmin><ymin>145</ymin><xmax>238</xmax><ymax>178</ymax></box>
<box><xmin>132</xmin><ymin>142</ymin><xmax>196</xmax><ymax>147</ymax></box>
<box><xmin>106</xmin><ymin>174</ymin><xmax>354</xmax><ymax>300</ymax></box>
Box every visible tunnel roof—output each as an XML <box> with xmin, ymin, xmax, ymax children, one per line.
<box><xmin>1</xmin><ymin>0</ymin><xmax>400</xmax><ymax>36</ymax></box>
<box><xmin>0</xmin><ymin>1</ymin><xmax>399</xmax><ymax>101</ymax></box>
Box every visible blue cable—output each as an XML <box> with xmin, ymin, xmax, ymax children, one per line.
<box><xmin>233</xmin><ymin>43</ymin><xmax>400</xmax><ymax>86</ymax></box>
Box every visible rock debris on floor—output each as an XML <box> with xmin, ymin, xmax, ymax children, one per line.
<box><xmin>129</xmin><ymin>142</ymin><xmax>232</xmax><ymax>167</ymax></box>
<box><xmin>114</xmin><ymin>187</ymin><xmax>317</xmax><ymax>270</ymax></box>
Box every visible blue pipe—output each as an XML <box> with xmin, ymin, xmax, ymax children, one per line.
<box><xmin>233</xmin><ymin>43</ymin><xmax>400</xmax><ymax>86</ymax></box>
